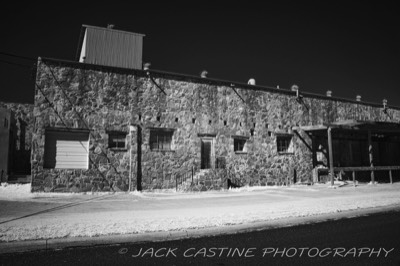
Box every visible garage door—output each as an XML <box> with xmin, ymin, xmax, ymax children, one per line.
<box><xmin>44</xmin><ymin>130</ymin><xmax>90</xmax><ymax>169</ymax></box>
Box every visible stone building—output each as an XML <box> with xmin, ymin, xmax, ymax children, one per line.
<box><xmin>30</xmin><ymin>25</ymin><xmax>400</xmax><ymax>192</ymax></box>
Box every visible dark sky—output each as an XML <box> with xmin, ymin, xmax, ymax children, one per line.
<box><xmin>1</xmin><ymin>2</ymin><xmax>399</xmax><ymax>107</ymax></box>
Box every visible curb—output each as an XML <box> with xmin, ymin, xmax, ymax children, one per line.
<box><xmin>1</xmin><ymin>204</ymin><xmax>400</xmax><ymax>255</ymax></box>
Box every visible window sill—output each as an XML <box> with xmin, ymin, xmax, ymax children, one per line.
<box><xmin>234</xmin><ymin>151</ymin><xmax>248</xmax><ymax>154</ymax></box>
<box><xmin>278</xmin><ymin>152</ymin><xmax>294</xmax><ymax>155</ymax></box>
<box><xmin>110</xmin><ymin>148</ymin><xmax>128</xmax><ymax>152</ymax></box>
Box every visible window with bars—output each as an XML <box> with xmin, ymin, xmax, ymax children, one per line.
<box><xmin>108</xmin><ymin>132</ymin><xmax>127</xmax><ymax>149</ymax></box>
<box><xmin>277</xmin><ymin>135</ymin><xmax>292</xmax><ymax>153</ymax></box>
<box><xmin>150</xmin><ymin>128</ymin><xmax>173</xmax><ymax>151</ymax></box>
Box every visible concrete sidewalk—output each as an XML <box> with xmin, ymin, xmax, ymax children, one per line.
<box><xmin>1</xmin><ymin>183</ymin><xmax>400</xmax><ymax>254</ymax></box>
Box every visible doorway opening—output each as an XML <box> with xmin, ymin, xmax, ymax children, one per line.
<box><xmin>201</xmin><ymin>139</ymin><xmax>212</xmax><ymax>169</ymax></box>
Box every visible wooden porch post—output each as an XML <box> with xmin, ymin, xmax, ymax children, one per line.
<box><xmin>312</xmin><ymin>135</ymin><xmax>317</xmax><ymax>168</ymax></box>
<box><xmin>328</xmin><ymin>127</ymin><xmax>334</xmax><ymax>186</ymax></box>
<box><xmin>368</xmin><ymin>130</ymin><xmax>375</xmax><ymax>184</ymax></box>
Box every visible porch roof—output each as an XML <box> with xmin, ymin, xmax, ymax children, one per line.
<box><xmin>293</xmin><ymin>120</ymin><xmax>400</xmax><ymax>135</ymax></box>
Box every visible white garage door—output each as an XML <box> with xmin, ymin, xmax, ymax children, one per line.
<box><xmin>44</xmin><ymin>130</ymin><xmax>89</xmax><ymax>169</ymax></box>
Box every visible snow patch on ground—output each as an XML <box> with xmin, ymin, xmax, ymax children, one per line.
<box><xmin>0</xmin><ymin>182</ymin><xmax>400</xmax><ymax>242</ymax></box>
<box><xmin>0</xmin><ymin>183</ymin><xmax>322</xmax><ymax>201</ymax></box>
<box><xmin>0</xmin><ymin>183</ymin><xmax>32</xmax><ymax>199</ymax></box>
<box><xmin>0</xmin><ymin>183</ymin><xmax>118</xmax><ymax>201</ymax></box>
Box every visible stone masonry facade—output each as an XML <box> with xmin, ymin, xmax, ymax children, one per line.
<box><xmin>31</xmin><ymin>58</ymin><xmax>400</xmax><ymax>192</ymax></box>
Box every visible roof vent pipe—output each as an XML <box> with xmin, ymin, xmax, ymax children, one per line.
<box><xmin>383</xmin><ymin>99</ymin><xmax>388</xmax><ymax>109</ymax></box>
<box><xmin>382</xmin><ymin>99</ymin><xmax>391</xmax><ymax>117</ymax></box>
<box><xmin>107</xmin><ymin>24</ymin><xmax>115</xmax><ymax>29</ymax></box>
<box><xmin>291</xmin><ymin>84</ymin><xmax>299</xmax><ymax>97</ymax></box>
<box><xmin>356</xmin><ymin>95</ymin><xmax>362</xmax><ymax>102</ymax></box>
<box><xmin>326</xmin><ymin>90</ymin><xmax>332</xmax><ymax>97</ymax></box>
<box><xmin>143</xmin><ymin>62</ymin><xmax>151</xmax><ymax>71</ymax></box>
<box><xmin>248</xmin><ymin>78</ymin><xmax>256</xmax><ymax>85</ymax></box>
<box><xmin>200</xmin><ymin>70</ymin><xmax>208</xmax><ymax>78</ymax></box>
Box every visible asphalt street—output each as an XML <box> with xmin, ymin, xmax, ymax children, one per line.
<box><xmin>1</xmin><ymin>209</ymin><xmax>400</xmax><ymax>266</ymax></box>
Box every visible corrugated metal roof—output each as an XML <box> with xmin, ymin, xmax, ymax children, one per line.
<box><xmin>78</xmin><ymin>25</ymin><xmax>144</xmax><ymax>69</ymax></box>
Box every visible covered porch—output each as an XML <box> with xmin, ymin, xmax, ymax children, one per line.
<box><xmin>294</xmin><ymin>120</ymin><xmax>400</xmax><ymax>185</ymax></box>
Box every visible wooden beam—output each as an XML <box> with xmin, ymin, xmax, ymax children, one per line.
<box><xmin>334</xmin><ymin>166</ymin><xmax>400</xmax><ymax>171</ymax></box>
<box><xmin>312</xmin><ymin>135</ymin><xmax>317</xmax><ymax>167</ymax></box>
<box><xmin>292</xmin><ymin>125</ymin><xmax>327</xmax><ymax>132</ymax></box>
<box><xmin>368</xmin><ymin>130</ymin><xmax>375</xmax><ymax>184</ymax></box>
<box><xmin>327</xmin><ymin>127</ymin><xmax>334</xmax><ymax>186</ymax></box>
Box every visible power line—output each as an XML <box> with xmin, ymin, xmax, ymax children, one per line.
<box><xmin>44</xmin><ymin>63</ymin><xmax>122</xmax><ymax>177</ymax></box>
<box><xmin>35</xmin><ymin>83</ymin><xmax>70</xmax><ymax>128</ymax></box>
<box><xmin>0</xmin><ymin>51</ymin><xmax>36</xmax><ymax>61</ymax></box>
<box><xmin>35</xmin><ymin>82</ymin><xmax>111</xmax><ymax>188</ymax></box>
<box><xmin>0</xmin><ymin>58</ymin><xmax>32</xmax><ymax>69</ymax></box>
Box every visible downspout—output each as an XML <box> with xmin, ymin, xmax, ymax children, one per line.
<box><xmin>368</xmin><ymin>130</ymin><xmax>375</xmax><ymax>184</ymax></box>
<box><xmin>128</xmin><ymin>125</ymin><xmax>135</xmax><ymax>191</ymax></box>
<box><xmin>137</xmin><ymin>125</ymin><xmax>142</xmax><ymax>191</ymax></box>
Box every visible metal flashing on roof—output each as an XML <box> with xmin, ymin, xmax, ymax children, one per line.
<box><xmin>82</xmin><ymin>25</ymin><xmax>145</xmax><ymax>37</ymax></box>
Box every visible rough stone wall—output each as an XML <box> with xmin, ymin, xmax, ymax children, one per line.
<box><xmin>0</xmin><ymin>101</ymin><xmax>34</xmax><ymax>175</ymax></box>
<box><xmin>32</xmin><ymin>61</ymin><xmax>135</xmax><ymax>192</ymax></box>
<box><xmin>31</xmin><ymin>58</ymin><xmax>400</xmax><ymax>192</ymax></box>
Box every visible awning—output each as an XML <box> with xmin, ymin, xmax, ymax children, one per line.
<box><xmin>294</xmin><ymin>120</ymin><xmax>400</xmax><ymax>133</ymax></box>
